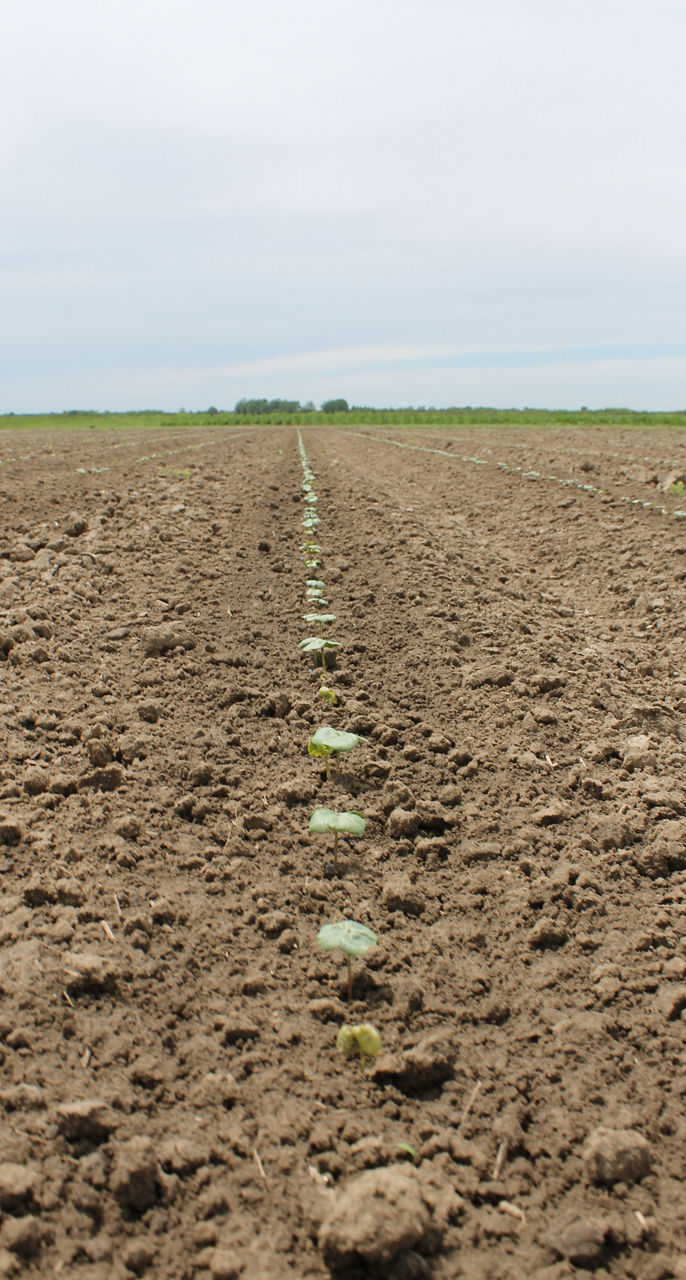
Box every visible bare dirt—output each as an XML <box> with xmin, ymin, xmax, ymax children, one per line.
<box><xmin>0</xmin><ymin>422</ymin><xmax>685</xmax><ymax>1280</ymax></box>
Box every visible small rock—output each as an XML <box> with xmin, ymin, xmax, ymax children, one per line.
<box><xmin>78</xmin><ymin>764</ymin><xmax>125</xmax><ymax>792</ymax></box>
<box><xmin>62</xmin><ymin>951</ymin><xmax>120</xmax><ymax>994</ymax></box>
<box><xmin>0</xmin><ymin>1164</ymin><xmax>39</xmax><ymax>1213</ymax></box>
<box><xmin>257</xmin><ymin>910</ymin><xmax>292</xmax><ymax>937</ymax></box>
<box><xmin>0</xmin><ymin>1215</ymin><xmax>43</xmax><ymax>1259</ymax></box>
<box><xmin>583</xmin><ymin>1127</ymin><xmax>651</xmax><ymax>1185</ymax></box>
<box><xmin>110</xmin><ymin>1137</ymin><xmax>159</xmax><ymax>1212</ymax></box>
<box><xmin>532</xmin><ymin>800</ymin><xmax>569</xmax><ymax>826</ymax></box>
<box><xmin>372</xmin><ymin>1033</ymin><xmax>455</xmax><ymax>1091</ymax></box>
<box><xmin>22</xmin><ymin>769</ymin><xmax>48</xmax><ymax>797</ymax></box>
<box><xmin>143</xmin><ymin>624</ymin><xmax>196</xmax><ymax>656</ymax></box>
<box><xmin>463</xmin><ymin>664</ymin><xmax>512</xmax><ymax>689</ymax></box>
<box><xmin>63</xmin><ymin>512</ymin><xmax>88</xmax><ymax>537</ymax></box>
<box><xmin>137</xmin><ymin>701</ymin><xmax>161</xmax><ymax>723</ymax></box>
<box><xmin>542</xmin><ymin>1214</ymin><xmax>608</xmax><ymax>1265</ymax></box>
<box><xmin>56</xmin><ymin>1099</ymin><xmax>117</xmax><ymax>1144</ymax></box>
<box><xmin>86</xmin><ymin>739</ymin><xmax>114</xmax><ymax>767</ymax></box>
<box><xmin>528</xmin><ymin>917</ymin><xmax>568</xmax><ymax>949</ymax></box>
<box><xmin>113</xmin><ymin>815</ymin><xmax>140</xmax><ymax>841</ymax></box>
<box><xmin>0</xmin><ymin>818</ymin><xmax>24</xmax><ymax>846</ymax></box>
<box><xmin>622</xmin><ymin>734</ymin><xmax>655</xmax><ymax>772</ymax></box>
<box><xmin>207</xmin><ymin>1247</ymin><xmax>241</xmax><ymax>1280</ymax></box>
<box><xmin>276</xmin><ymin>777</ymin><xmax>316</xmax><ymax>806</ymax></box>
<box><xmin>427</xmin><ymin>733</ymin><xmax>452</xmax><ymax>754</ymax></box>
<box><xmin>318</xmin><ymin>1167</ymin><xmax>436</xmax><ymax>1269</ymax></box>
<box><xmin>381</xmin><ymin>875</ymin><xmax>425</xmax><ymax>916</ymax></box>
<box><xmin>387</xmin><ymin>807</ymin><xmax>420</xmax><ymax>840</ymax></box>
<box><xmin>653</xmin><ymin>984</ymin><xmax>686</xmax><ymax>1021</ymax></box>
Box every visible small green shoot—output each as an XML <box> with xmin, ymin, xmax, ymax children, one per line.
<box><xmin>298</xmin><ymin>636</ymin><xmax>341</xmax><ymax>671</ymax></box>
<box><xmin>337</xmin><ymin>1023</ymin><xmax>381</xmax><ymax>1069</ymax></box>
<box><xmin>309</xmin><ymin>806</ymin><xmax>365</xmax><ymax>865</ymax></box>
<box><xmin>668</xmin><ymin>479</ymin><xmax>684</xmax><ymax>496</ymax></box>
<box><xmin>317</xmin><ymin>919</ymin><xmax>378</xmax><ymax>999</ymax></box>
<box><xmin>306</xmin><ymin>579</ymin><xmax>326</xmax><ymax>590</ymax></box>
<box><xmin>396</xmin><ymin>1142</ymin><xmax>420</xmax><ymax>1165</ymax></box>
<box><xmin>303</xmin><ymin>612</ymin><xmax>337</xmax><ymax>625</ymax></box>
<box><xmin>307</xmin><ymin>726</ymin><xmax>368</xmax><ymax>778</ymax></box>
<box><xmin>318</xmin><ymin>686</ymin><xmax>338</xmax><ymax>705</ymax></box>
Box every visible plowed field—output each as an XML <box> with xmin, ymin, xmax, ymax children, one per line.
<box><xmin>1</xmin><ymin>424</ymin><xmax>685</xmax><ymax>1280</ymax></box>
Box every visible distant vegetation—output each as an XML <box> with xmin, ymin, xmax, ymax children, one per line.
<box><xmin>2</xmin><ymin>405</ymin><xmax>686</xmax><ymax>431</ymax></box>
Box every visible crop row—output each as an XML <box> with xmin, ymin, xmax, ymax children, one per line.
<box><xmin>342</xmin><ymin>429</ymin><xmax>686</xmax><ymax>521</ymax></box>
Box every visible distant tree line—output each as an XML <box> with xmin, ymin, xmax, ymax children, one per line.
<box><xmin>234</xmin><ymin>398</ymin><xmax>349</xmax><ymax>415</ymax></box>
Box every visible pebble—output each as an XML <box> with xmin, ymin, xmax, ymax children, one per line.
<box><xmin>78</xmin><ymin>764</ymin><xmax>125</xmax><ymax>792</ymax></box>
<box><xmin>0</xmin><ymin>818</ymin><xmax>24</xmax><ymax>846</ymax></box>
<box><xmin>622</xmin><ymin>734</ymin><xmax>655</xmax><ymax>771</ymax></box>
<box><xmin>318</xmin><ymin>1167</ymin><xmax>434</xmax><ymax>1269</ymax></box>
<box><xmin>0</xmin><ymin>1164</ymin><xmax>39</xmax><ymax>1213</ymax></box>
<box><xmin>143</xmin><ymin>623</ymin><xmax>196</xmax><ymax>656</ymax></box>
<box><xmin>372</xmin><ymin>1032</ymin><xmax>455</xmax><ymax>1091</ymax></box>
<box><xmin>62</xmin><ymin>951</ymin><xmax>120</xmax><ymax>994</ymax></box>
<box><xmin>110</xmin><ymin>1136</ymin><xmax>160</xmax><ymax>1211</ymax></box>
<box><xmin>582</xmin><ymin>1126</ymin><xmax>651</xmax><ymax>1185</ymax></box>
<box><xmin>56</xmin><ymin>1099</ymin><xmax>117</xmax><ymax>1144</ymax></box>
<box><xmin>387</xmin><ymin>807</ymin><xmax>420</xmax><ymax>840</ymax></box>
<box><xmin>542</xmin><ymin>1213</ymin><xmax>608</xmax><ymax>1265</ymax></box>
<box><xmin>381</xmin><ymin>875</ymin><xmax>425</xmax><ymax>916</ymax></box>
<box><xmin>528</xmin><ymin>917</ymin><xmax>568</xmax><ymax>949</ymax></box>
<box><xmin>63</xmin><ymin>512</ymin><xmax>88</xmax><ymax>537</ymax></box>
<box><xmin>653</xmin><ymin>983</ymin><xmax>686</xmax><ymax>1020</ymax></box>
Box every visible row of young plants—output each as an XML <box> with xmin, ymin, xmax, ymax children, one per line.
<box><xmin>342</xmin><ymin>429</ymin><xmax>686</xmax><ymax>521</ymax></box>
<box><xmin>295</xmin><ymin>431</ymin><xmax>381</xmax><ymax>1070</ymax></box>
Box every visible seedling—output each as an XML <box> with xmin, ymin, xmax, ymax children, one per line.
<box><xmin>303</xmin><ymin>613</ymin><xmax>337</xmax><ymax>625</ymax></box>
<box><xmin>318</xmin><ymin>686</ymin><xmax>338</xmax><ymax>705</ymax></box>
<box><xmin>298</xmin><ymin>636</ymin><xmax>341</xmax><ymax>671</ymax></box>
<box><xmin>396</xmin><ymin>1143</ymin><xmax>420</xmax><ymax>1165</ymax></box>
<box><xmin>337</xmin><ymin>1023</ymin><xmax>381</xmax><ymax>1069</ymax></box>
<box><xmin>306</xmin><ymin>579</ymin><xmax>327</xmax><ymax>590</ymax></box>
<box><xmin>309</xmin><ymin>806</ymin><xmax>365</xmax><ymax>865</ymax></box>
<box><xmin>308</xmin><ymin>726</ymin><xmax>368</xmax><ymax>778</ymax></box>
<box><xmin>317</xmin><ymin>919</ymin><xmax>378</xmax><ymax>999</ymax></box>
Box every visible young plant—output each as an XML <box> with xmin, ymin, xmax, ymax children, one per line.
<box><xmin>309</xmin><ymin>806</ymin><xmax>365</xmax><ymax>865</ymax></box>
<box><xmin>308</xmin><ymin>726</ymin><xmax>368</xmax><ymax>779</ymax></box>
<box><xmin>318</xmin><ymin>686</ymin><xmax>338</xmax><ymax>705</ymax></box>
<box><xmin>298</xmin><ymin>636</ymin><xmax>341</xmax><ymax>671</ymax></box>
<box><xmin>303</xmin><ymin>612</ymin><xmax>337</xmax><ymax>625</ymax></box>
<box><xmin>337</xmin><ymin>1023</ymin><xmax>381</xmax><ymax>1069</ymax></box>
<box><xmin>317</xmin><ymin>919</ymin><xmax>378</xmax><ymax>999</ymax></box>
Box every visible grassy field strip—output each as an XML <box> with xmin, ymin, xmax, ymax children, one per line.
<box><xmin>340</xmin><ymin>429</ymin><xmax>686</xmax><ymax>521</ymax></box>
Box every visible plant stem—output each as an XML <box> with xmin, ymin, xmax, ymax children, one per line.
<box><xmin>346</xmin><ymin>955</ymin><xmax>352</xmax><ymax>1000</ymax></box>
<box><xmin>333</xmin><ymin>831</ymin><xmax>339</xmax><ymax>864</ymax></box>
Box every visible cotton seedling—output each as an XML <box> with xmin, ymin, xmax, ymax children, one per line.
<box><xmin>309</xmin><ymin>806</ymin><xmax>365</xmax><ymax>865</ymax></box>
<box><xmin>303</xmin><ymin>612</ymin><xmax>337</xmax><ymax>626</ymax></box>
<box><xmin>316</xmin><ymin>919</ymin><xmax>378</xmax><ymax>999</ymax></box>
<box><xmin>337</xmin><ymin>1023</ymin><xmax>381</xmax><ymax>1069</ymax></box>
<box><xmin>318</xmin><ymin>686</ymin><xmax>338</xmax><ymax>705</ymax></box>
<box><xmin>308</xmin><ymin>726</ymin><xmax>368</xmax><ymax>779</ymax></box>
<box><xmin>298</xmin><ymin>636</ymin><xmax>341</xmax><ymax>671</ymax></box>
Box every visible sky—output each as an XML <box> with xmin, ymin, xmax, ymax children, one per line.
<box><xmin>2</xmin><ymin>0</ymin><xmax>686</xmax><ymax>412</ymax></box>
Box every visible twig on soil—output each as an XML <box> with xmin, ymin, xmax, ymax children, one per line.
<box><xmin>113</xmin><ymin>893</ymin><xmax>122</xmax><ymax>916</ymax></box>
<box><xmin>101</xmin><ymin>920</ymin><xmax>115</xmax><ymax>942</ymax></box>
<box><xmin>252</xmin><ymin>1148</ymin><xmax>269</xmax><ymax>1187</ymax></box>
<box><xmin>456</xmin><ymin>1079</ymin><xmax>483</xmax><ymax>1135</ymax></box>
<box><xmin>62</xmin><ymin>991</ymin><xmax>74</xmax><ymax>1008</ymax></box>
<box><xmin>492</xmin><ymin>1139</ymin><xmax>508</xmax><ymax>1180</ymax></box>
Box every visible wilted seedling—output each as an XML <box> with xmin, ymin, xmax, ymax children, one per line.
<box><xmin>298</xmin><ymin>636</ymin><xmax>341</xmax><ymax>671</ymax></box>
<box><xmin>309</xmin><ymin>806</ymin><xmax>365</xmax><ymax>865</ymax></box>
<box><xmin>337</xmin><ymin>1022</ymin><xmax>381</xmax><ymax>1069</ymax></box>
<box><xmin>317</xmin><ymin>919</ymin><xmax>378</xmax><ymax>999</ymax></box>
<box><xmin>308</xmin><ymin>726</ymin><xmax>368</xmax><ymax>779</ymax></box>
<box><xmin>318</xmin><ymin>686</ymin><xmax>338</xmax><ymax>706</ymax></box>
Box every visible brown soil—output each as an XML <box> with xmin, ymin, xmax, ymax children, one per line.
<box><xmin>0</xmin><ymin>423</ymin><xmax>685</xmax><ymax>1280</ymax></box>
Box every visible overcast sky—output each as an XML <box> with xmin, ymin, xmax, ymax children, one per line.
<box><xmin>2</xmin><ymin>0</ymin><xmax>686</xmax><ymax>412</ymax></box>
